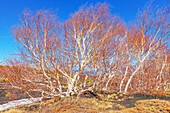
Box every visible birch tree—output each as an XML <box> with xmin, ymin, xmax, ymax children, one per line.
<box><xmin>62</xmin><ymin>3</ymin><xmax>125</xmax><ymax>94</ymax></box>
<box><xmin>7</xmin><ymin>3</ymin><xmax>125</xmax><ymax>98</ymax></box>
<box><xmin>123</xmin><ymin>5</ymin><xmax>169</xmax><ymax>94</ymax></box>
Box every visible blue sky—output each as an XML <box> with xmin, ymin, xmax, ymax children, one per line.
<box><xmin>0</xmin><ymin>0</ymin><xmax>168</xmax><ymax>63</ymax></box>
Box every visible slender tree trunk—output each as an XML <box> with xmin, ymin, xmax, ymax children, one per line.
<box><xmin>120</xmin><ymin>66</ymin><xmax>128</xmax><ymax>92</ymax></box>
<box><xmin>124</xmin><ymin>66</ymin><xmax>141</xmax><ymax>94</ymax></box>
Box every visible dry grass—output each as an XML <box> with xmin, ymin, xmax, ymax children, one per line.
<box><xmin>135</xmin><ymin>99</ymin><xmax>170</xmax><ymax>113</ymax></box>
<box><xmin>1</xmin><ymin>109</ymin><xmax>25</xmax><ymax>113</ymax></box>
<box><xmin>1</xmin><ymin>91</ymin><xmax>170</xmax><ymax>113</ymax></box>
<box><xmin>1</xmin><ymin>98</ymin><xmax>170</xmax><ymax>113</ymax></box>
